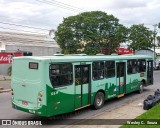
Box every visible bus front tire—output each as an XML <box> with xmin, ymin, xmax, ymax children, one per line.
<box><xmin>94</xmin><ymin>92</ymin><xmax>104</xmax><ymax>109</ymax></box>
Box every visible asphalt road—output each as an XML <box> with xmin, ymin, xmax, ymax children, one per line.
<box><xmin>0</xmin><ymin>70</ymin><xmax>160</xmax><ymax>127</ymax></box>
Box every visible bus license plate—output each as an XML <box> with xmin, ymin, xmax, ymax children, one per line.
<box><xmin>22</xmin><ymin>101</ymin><xmax>28</xmax><ymax>106</ymax></box>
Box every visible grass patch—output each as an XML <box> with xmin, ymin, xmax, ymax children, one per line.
<box><xmin>121</xmin><ymin>103</ymin><xmax>160</xmax><ymax>128</ymax></box>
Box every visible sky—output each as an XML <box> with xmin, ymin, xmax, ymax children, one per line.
<box><xmin>0</xmin><ymin>0</ymin><xmax>160</xmax><ymax>35</ymax></box>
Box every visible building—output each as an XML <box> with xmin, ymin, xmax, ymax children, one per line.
<box><xmin>134</xmin><ymin>49</ymin><xmax>160</xmax><ymax>60</ymax></box>
<box><xmin>154</xmin><ymin>48</ymin><xmax>160</xmax><ymax>60</ymax></box>
<box><xmin>134</xmin><ymin>49</ymin><xmax>154</xmax><ymax>58</ymax></box>
<box><xmin>0</xmin><ymin>31</ymin><xmax>60</xmax><ymax>55</ymax></box>
<box><xmin>117</xmin><ymin>48</ymin><xmax>133</xmax><ymax>55</ymax></box>
<box><xmin>0</xmin><ymin>31</ymin><xmax>61</xmax><ymax>75</ymax></box>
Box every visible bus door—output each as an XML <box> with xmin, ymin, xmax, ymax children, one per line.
<box><xmin>74</xmin><ymin>64</ymin><xmax>91</xmax><ymax>110</ymax></box>
<box><xmin>147</xmin><ymin>60</ymin><xmax>153</xmax><ymax>85</ymax></box>
<box><xmin>116</xmin><ymin>62</ymin><xmax>126</xmax><ymax>97</ymax></box>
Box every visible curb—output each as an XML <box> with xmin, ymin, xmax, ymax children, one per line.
<box><xmin>0</xmin><ymin>79</ymin><xmax>11</xmax><ymax>81</ymax></box>
<box><xmin>0</xmin><ymin>89</ymin><xmax>11</xmax><ymax>93</ymax></box>
<box><xmin>0</xmin><ymin>76</ymin><xmax>11</xmax><ymax>81</ymax></box>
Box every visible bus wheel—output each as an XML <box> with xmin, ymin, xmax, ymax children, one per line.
<box><xmin>94</xmin><ymin>92</ymin><xmax>104</xmax><ymax>109</ymax></box>
<box><xmin>139</xmin><ymin>85</ymin><xmax>144</xmax><ymax>94</ymax></box>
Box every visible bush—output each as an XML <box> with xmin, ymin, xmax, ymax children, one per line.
<box><xmin>7</xmin><ymin>66</ymin><xmax>12</xmax><ymax>76</ymax></box>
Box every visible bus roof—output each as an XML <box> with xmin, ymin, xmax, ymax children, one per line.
<box><xmin>13</xmin><ymin>54</ymin><xmax>153</xmax><ymax>62</ymax></box>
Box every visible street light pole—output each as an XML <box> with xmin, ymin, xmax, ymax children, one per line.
<box><xmin>153</xmin><ymin>24</ymin><xmax>158</xmax><ymax>61</ymax></box>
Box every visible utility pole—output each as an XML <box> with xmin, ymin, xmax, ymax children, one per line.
<box><xmin>153</xmin><ymin>24</ymin><xmax>158</xmax><ymax>62</ymax></box>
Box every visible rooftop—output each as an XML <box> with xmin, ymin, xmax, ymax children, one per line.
<box><xmin>0</xmin><ymin>31</ymin><xmax>59</xmax><ymax>48</ymax></box>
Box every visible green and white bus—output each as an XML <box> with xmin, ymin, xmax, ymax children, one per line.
<box><xmin>11</xmin><ymin>54</ymin><xmax>153</xmax><ymax>117</ymax></box>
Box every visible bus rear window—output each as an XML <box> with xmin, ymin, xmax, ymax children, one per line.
<box><xmin>29</xmin><ymin>62</ymin><xmax>38</xmax><ymax>69</ymax></box>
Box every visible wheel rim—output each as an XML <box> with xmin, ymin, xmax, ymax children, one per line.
<box><xmin>96</xmin><ymin>95</ymin><xmax>103</xmax><ymax>106</ymax></box>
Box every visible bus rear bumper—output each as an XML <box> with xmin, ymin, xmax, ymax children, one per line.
<box><xmin>12</xmin><ymin>101</ymin><xmax>47</xmax><ymax>117</ymax></box>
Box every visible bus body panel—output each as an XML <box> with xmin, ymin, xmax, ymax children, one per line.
<box><xmin>11</xmin><ymin>58</ymin><xmax>47</xmax><ymax>116</ymax></box>
<box><xmin>46</xmin><ymin>84</ymin><xmax>75</xmax><ymax>116</ymax></box>
<box><xmin>116</xmin><ymin>62</ymin><xmax>126</xmax><ymax>96</ymax></box>
<box><xmin>126</xmin><ymin>73</ymin><xmax>140</xmax><ymax>93</ymax></box>
<box><xmin>45</xmin><ymin>61</ymin><xmax>75</xmax><ymax>116</ymax></box>
<box><xmin>74</xmin><ymin>62</ymin><xmax>91</xmax><ymax>110</ymax></box>
<box><xmin>11</xmin><ymin>55</ymin><xmax>153</xmax><ymax>117</ymax></box>
<box><xmin>104</xmin><ymin>77</ymin><xmax>117</xmax><ymax>99</ymax></box>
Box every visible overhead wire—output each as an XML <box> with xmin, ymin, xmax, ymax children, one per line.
<box><xmin>0</xmin><ymin>0</ymin><xmax>87</xmax><ymax>35</ymax></box>
<box><xmin>0</xmin><ymin>15</ymin><xmax>57</xmax><ymax>29</ymax></box>
<box><xmin>0</xmin><ymin>21</ymin><xmax>49</xmax><ymax>31</ymax></box>
<box><xmin>35</xmin><ymin>0</ymin><xmax>87</xmax><ymax>12</ymax></box>
<box><xmin>50</xmin><ymin>0</ymin><xmax>87</xmax><ymax>12</ymax></box>
<box><xmin>0</xmin><ymin>0</ymin><xmax>86</xmax><ymax>46</ymax></box>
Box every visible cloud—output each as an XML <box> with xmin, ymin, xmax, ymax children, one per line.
<box><xmin>0</xmin><ymin>0</ymin><xmax>159</xmax><ymax>34</ymax></box>
<box><xmin>104</xmin><ymin>0</ymin><xmax>150</xmax><ymax>9</ymax></box>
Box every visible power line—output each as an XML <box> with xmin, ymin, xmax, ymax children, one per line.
<box><xmin>35</xmin><ymin>0</ymin><xmax>87</xmax><ymax>12</ymax></box>
<box><xmin>51</xmin><ymin>0</ymin><xmax>87</xmax><ymax>12</ymax></box>
<box><xmin>35</xmin><ymin>0</ymin><xmax>80</xmax><ymax>12</ymax></box>
<box><xmin>0</xmin><ymin>15</ymin><xmax>57</xmax><ymax>30</ymax></box>
<box><xmin>0</xmin><ymin>21</ymin><xmax>49</xmax><ymax>31</ymax></box>
<box><xmin>0</xmin><ymin>0</ymin><xmax>87</xmax><ymax>34</ymax></box>
<box><xmin>36</xmin><ymin>0</ymin><xmax>87</xmax><ymax>12</ymax></box>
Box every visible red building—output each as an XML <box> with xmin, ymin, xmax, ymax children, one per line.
<box><xmin>100</xmin><ymin>48</ymin><xmax>133</xmax><ymax>55</ymax></box>
<box><xmin>117</xmin><ymin>48</ymin><xmax>133</xmax><ymax>55</ymax></box>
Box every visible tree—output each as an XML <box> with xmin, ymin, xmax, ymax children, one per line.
<box><xmin>128</xmin><ymin>25</ymin><xmax>155</xmax><ymax>51</ymax></box>
<box><xmin>55</xmin><ymin>11</ymin><xmax>128</xmax><ymax>55</ymax></box>
<box><xmin>7</xmin><ymin>66</ymin><xmax>12</xmax><ymax>76</ymax></box>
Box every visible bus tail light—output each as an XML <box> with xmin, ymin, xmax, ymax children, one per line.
<box><xmin>22</xmin><ymin>101</ymin><xmax>28</xmax><ymax>106</ymax></box>
<box><xmin>38</xmin><ymin>91</ymin><xmax>43</xmax><ymax>102</ymax></box>
<box><xmin>38</xmin><ymin>98</ymin><xmax>42</xmax><ymax>102</ymax></box>
<box><xmin>38</xmin><ymin>92</ymin><xmax>43</xmax><ymax>97</ymax></box>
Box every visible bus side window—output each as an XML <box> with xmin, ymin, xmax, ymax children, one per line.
<box><xmin>137</xmin><ymin>59</ymin><xmax>146</xmax><ymax>72</ymax></box>
<box><xmin>49</xmin><ymin>63</ymin><xmax>73</xmax><ymax>87</ymax></box>
<box><xmin>127</xmin><ymin>60</ymin><xmax>137</xmax><ymax>74</ymax></box>
<box><xmin>105</xmin><ymin>61</ymin><xmax>115</xmax><ymax>78</ymax></box>
<box><xmin>92</xmin><ymin>61</ymin><xmax>104</xmax><ymax>80</ymax></box>
<box><xmin>75</xmin><ymin>66</ymin><xmax>81</xmax><ymax>85</ymax></box>
<box><xmin>132</xmin><ymin>60</ymin><xmax>137</xmax><ymax>73</ymax></box>
<box><xmin>127</xmin><ymin>60</ymin><xmax>132</xmax><ymax>74</ymax></box>
<box><xmin>82</xmin><ymin>66</ymin><xmax>89</xmax><ymax>84</ymax></box>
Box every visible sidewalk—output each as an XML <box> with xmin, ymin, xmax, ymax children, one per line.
<box><xmin>66</xmin><ymin>95</ymin><xmax>147</xmax><ymax>128</ymax></box>
<box><xmin>0</xmin><ymin>75</ymin><xmax>11</xmax><ymax>81</ymax></box>
<box><xmin>0</xmin><ymin>75</ymin><xmax>11</xmax><ymax>92</ymax></box>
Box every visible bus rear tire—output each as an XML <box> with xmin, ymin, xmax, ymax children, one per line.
<box><xmin>94</xmin><ymin>92</ymin><xmax>104</xmax><ymax>109</ymax></box>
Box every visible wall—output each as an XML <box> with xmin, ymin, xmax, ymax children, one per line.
<box><xmin>6</xmin><ymin>45</ymin><xmax>61</xmax><ymax>56</ymax></box>
<box><xmin>0</xmin><ymin>45</ymin><xmax>61</xmax><ymax>75</ymax></box>
<box><xmin>0</xmin><ymin>64</ymin><xmax>11</xmax><ymax>76</ymax></box>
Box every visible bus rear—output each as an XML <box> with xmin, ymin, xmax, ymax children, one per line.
<box><xmin>11</xmin><ymin>57</ymin><xmax>47</xmax><ymax>116</ymax></box>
